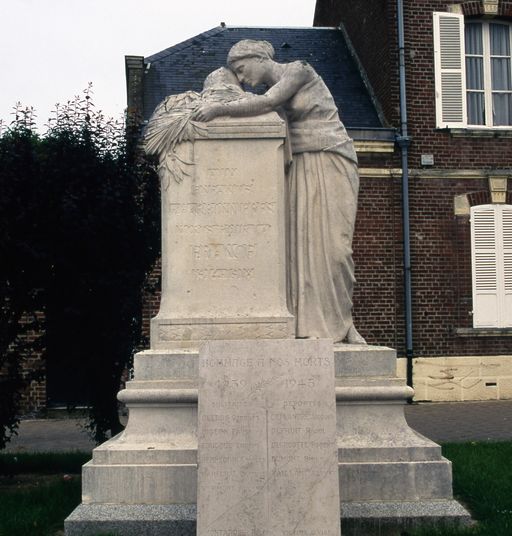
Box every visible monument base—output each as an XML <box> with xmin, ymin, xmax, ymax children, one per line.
<box><xmin>65</xmin><ymin>343</ymin><xmax>472</xmax><ymax>536</ymax></box>
<box><xmin>65</xmin><ymin>502</ymin><xmax>471</xmax><ymax>536</ymax></box>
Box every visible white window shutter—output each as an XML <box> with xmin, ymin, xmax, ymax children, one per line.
<box><xmin>471</xmin><ymin>205</ymin><xmax>499</xmax><ymax>327</ymax></box>
<box><xmin>501</xmin><ymin>206</ymin><xmax>512</xmax><ymax>326</ymax></box>
<box><xmin>433</xmin><ymin>12</ymin><xmax>467</xmax><ymax>128</ymax></box>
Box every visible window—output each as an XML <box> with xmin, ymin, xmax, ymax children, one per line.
<box><xmin>434</xmin><ymin>12</ymin><xmax>512</xmax><ymax>128</ymax></box>
<box><xmin>471</xmin><ymin>204</ymin><xmax>512</xmax><ymax>327</ymax></box>
<box><xmin>466</xmin><ymin>22</ymin><xmax>512</xmax><ymax>126</ymax></box>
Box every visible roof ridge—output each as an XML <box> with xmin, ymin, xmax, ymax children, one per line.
<box><xmin>145</xmin><ymin>25</ymin><xmax>342</xmax><ymax>63</ymax></box>
<box><xmin>226</xmin><ymin>25</ymin><xmax>338</xmax><ymax>30</ymax></box>
<box><xmin>145</xmin><ymin>26</ymin><xmax>226</xmax><ymax>62</ymax></box>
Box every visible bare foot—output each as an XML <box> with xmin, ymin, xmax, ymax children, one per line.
<box><xmin>346</xmin><ymin>325</ymin><xmax>367</xmax><ymax>345</ymax></box>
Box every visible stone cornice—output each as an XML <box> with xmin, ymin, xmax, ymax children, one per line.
<box><xmin>354</xmin><ymin>140</ymin><xmax>395</xmax><ymax>153</ymax></box>
<box><xmin>358</xmin><ymin>168</ymin><xmax>512</xmax><ymax>179</ymax></box>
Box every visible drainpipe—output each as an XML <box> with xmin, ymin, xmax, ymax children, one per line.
<box><xmin>396</xmin><ymin>0</ymin><xmax>414</xmax><ymax>396</ymax></box>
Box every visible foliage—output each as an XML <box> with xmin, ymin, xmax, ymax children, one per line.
<box><xmin>0</xmin><ymin>87</ymin><xmax>160</xmax><ymax>447</ymax></box>
<box><xmin>0</xmin><ymin>107</ymin><xmax>48</xmax><ymax>448</ymax></box>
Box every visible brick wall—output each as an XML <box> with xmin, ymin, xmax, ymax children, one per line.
<box><xmin>406</xmin><ymin>178</ymin><xmax>512</xmax><ymax>356</ymax></box>
<box><xmin>314</xmin><ymin>0</ymin><xmax>400</xmax><ymax>127</ymax></box>
<box><xmin>461</xmin><ymin>1</ymin><xmax>512</xmax><ymax>16</ymax></box>
<box><xmin>1</xmin><ymin>311</ymin><xmax>47</xmax><ymax>414</ymax></box>
<box><xmin>352</xmin><ymin>176</ymin><xmax>402</xmax><ymax>350</ymax></box>
<box><xmin>141</xmin><ymin>259</ymin><xmax>161</xmax><ymax>344</ymax></box>
<box><xmin>18</xmin><ymin>311</ymin><xmax>46</xmax><ymax>413</ymax></box>
<box><xmin>355</xmin><ymin>173</ymin><xmax>512</xmax><ymax>357</ymax></box>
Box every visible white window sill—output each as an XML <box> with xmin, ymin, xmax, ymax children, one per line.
<box><xmin>436</xmin><ymin>128</ymin><xmax>512</xmax><ymax>138</ymax></box>
<box><xmin>455</xmin><ymin>327</ymin><xmax>512</xmax><ymax>337</ymax></box>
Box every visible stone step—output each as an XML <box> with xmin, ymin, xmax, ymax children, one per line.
<box><xmin>340</xmin><ymin>500</ymin><xmax>473</xmax><ymax>535</ymax></box>
<box><xmin>334</xmin><ymin>344</ymin><xmax>397</xmax><ymax>377</ymax></box>
<box><xmin>338</xmin><ymin>444</ymin><xmax>442</xmax><ymax>462</ymax></box>
<box><xmin>82</xmin><ymin>461</ymin><xmax>197</xmax><ymax>504</ymax></box>
<box><xmin>65</xmin><ymin>501</ymin><xmax>472</xmax><ymax>536</ymax></box>
<box><xmin>65</xmin><ymin>504</ymin><xmax>196</xmax><ymax>536</ymax></box>
<box><xmin>339</xmin><ymin>460</ymin><xmax>454</xmax><ymax>501</ymax></box>
<box><xmin>92</xmin><ymin>440</ymin><xmax>197</xmax><ymax>465</ymax></box>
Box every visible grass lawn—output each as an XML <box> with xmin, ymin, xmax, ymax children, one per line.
<box><xmin>407</xmin><ymin>442</ymin><xmax>512</xmax><ymax>536</ymax></box>
<box><xmin>1</xmin><ymin>444</ymin><xmax>511</xmax><ymax>535</ymax></box>
<box><xmin>0</xmin><ymin>452</ymin><xmax>88</xmax><ymax>536</ymax></box>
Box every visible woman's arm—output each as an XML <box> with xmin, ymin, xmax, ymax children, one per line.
<box><xmin>195</xmin><ymin>63</ymin><xmax>312</xmax><ymax>121</ymax></box>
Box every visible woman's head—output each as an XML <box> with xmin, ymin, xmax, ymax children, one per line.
<box><xmin>227</xmin><ymin>40</ymin><xmax>275</xmax><ymax>87</ymax></box>
<box><xmin>227</xmin><ymin>40</ymin><xmax>275</xmax><ymax>65</ymax></box>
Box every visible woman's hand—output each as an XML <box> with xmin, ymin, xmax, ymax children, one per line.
<box><xmin>194</xmin><ymin>103</ymin><xmax>224</xmax><ymax>122</ymax></box>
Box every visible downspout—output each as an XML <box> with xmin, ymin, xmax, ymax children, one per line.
<box><xmin>396</xmin><ymin>0</ymin><xmax>414</xmax><ymax>396</ymax></box>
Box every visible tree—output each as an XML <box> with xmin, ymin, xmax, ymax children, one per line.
<box><xmin>0</xmin><ymin>89</ymin><xmax>160</xmax><ymax>447</ymax></box>
<box><xmin>0</xmin><ymin>107</ymin><xmax>48</xmax><ymax>448</ymax></box>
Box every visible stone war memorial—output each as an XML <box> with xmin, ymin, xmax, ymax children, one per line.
<box><xmin>66</xmin><ymin>41</ymin><xmax>471</xmax><ymax>535</ymax></box>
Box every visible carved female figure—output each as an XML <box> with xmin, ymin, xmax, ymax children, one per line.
<box><xmin>195</xmin><ymin>40</ymin><xmax>365</xmax><ymax>344</ymax></box>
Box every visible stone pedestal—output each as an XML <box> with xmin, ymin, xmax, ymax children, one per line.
<box><xmin>65</xmin><ymin>344</ymin><xmax>471</xmax><ymax>536</ymax></box>
<box><xmin>152</xmin><ymin>114</ymin><xmax>293</xmax><ymax>350</ymax></box>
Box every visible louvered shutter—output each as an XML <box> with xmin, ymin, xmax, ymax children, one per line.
<box><xmin>433</xmin><ymin>12</ymin><xmax>467</xmax><ymax>128</ymax></box>
<box><xmin>471</xmin><ymin>206</ymin><xmax>498</xmax><ymax>326</ymax></box>
<box><xmin>471</xmin><ymin>204</ymin><xmax>512</xmax><ymax>327</ymax></box>
<box><xmin>501</xmin><ymin>206</ymin><xmax>512</xmax><ymax>326</ymax></box>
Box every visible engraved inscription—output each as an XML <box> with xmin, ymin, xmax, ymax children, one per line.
<box><xmin>192</xmin><ymin>243</ymin><xmax>256</xmax><ymax>260</ymax></box>
<box><xmin>170</xmin><ymin>202</ymin><xmax>276</xmax><ymax>216</ymax></box>
<box><xmin>207</xmin><ymin>530</ymin><xmax>266</xmax><ymax>536</ymax></box>
<box><xmin>191</xmin><ymin>268</ymin><xmax>255</xmax><ymax>280</ymax></box>
<box><xmin>201</xmin><ymin>358</ymin><xmax>266</xmax><ymax>368</ymax></box>
<box><xmin>206</xmin><ymin>167</ymin><xmax>238</xmax><ymax>178</ymax></box>
<box><xmin>193</xmin><ymin>178</ymin><xmax>255</xmax><ymax>195</ymax></box>
<box><xmin>175</xmin><ymin>223</ymin><xmax>271</xmax><ymax>235</ymax></box>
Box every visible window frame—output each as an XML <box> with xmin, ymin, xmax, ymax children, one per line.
<box><xmin>471</xmin><ymin>203</ymin><xmax>512</xmax><ymax>328</ymax></box>
<box><xmin>433</xmin><ymin>12</ymin><xmax>512</xmax><ymax>129</ymax></box>
<box><xmin>465</xmin><ymin>20</ymin><xmax>512</xmax><ymax>127</ymax></box>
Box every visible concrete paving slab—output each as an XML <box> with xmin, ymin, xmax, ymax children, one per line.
<box><xmin>3</xmin><ymin>419</ymin><xmax>96</xmax><ymax>453</ymax></box>
<box><xmin>405</xmin><ymin>400</ymin><xmax>512</xmax><ymax>442</ymax></box>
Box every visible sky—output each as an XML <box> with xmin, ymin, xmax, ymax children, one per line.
<box><xmin>0</xmin><ymin>0</ymin><xmax>316</xmax><ymax>131</ymax></box>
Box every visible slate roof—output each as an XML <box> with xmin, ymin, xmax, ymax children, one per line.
<box><xmin>143</xmin><ymin>26</ymin><xmax>384</xmax><ymax>130</ymax></box>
